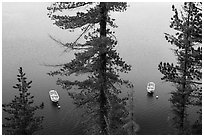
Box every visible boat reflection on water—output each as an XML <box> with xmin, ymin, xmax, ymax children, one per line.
<box><xmin>146</xmin><ymin>91</ymin><xmax>154</xmax><ymax>104</ymax></box>
<box><xmin>147</xmin><ymin>92</ymin><xmax>154</xmax><ymax>97</ymax></box>
<box><xmin>51</xmin><ymin>101</ymin><xmax>61</xmax><ymax>109</ymax></box>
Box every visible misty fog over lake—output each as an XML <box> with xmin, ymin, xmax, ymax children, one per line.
<box><xmin>2</xmin><ymin>2</ymin><xmax>201</xmax><ymax>135</ymax></box>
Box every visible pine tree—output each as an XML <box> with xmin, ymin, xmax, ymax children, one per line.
<box><xmin>158</xmin><ymin>2</ymin><xmax>202</xmax><ymax>134</ymax></box>
<box><xmin>170</xmin><ymin>84</ymin><xmax>191</xmax><ymax>134</ymax></box>
<box><xmin>47</xmin><ymin>2</ymin><xmax>132</xmax><ymax>134</ymax></box>
<box><xmin>2</xmin><ymin>67</ymin><xmax>44</xmax><ymax>135</ymax></box>
<box><xmin>122</xmin><ymin>86</ymin><xmax>139</xmax><ymax>135</ymax></box>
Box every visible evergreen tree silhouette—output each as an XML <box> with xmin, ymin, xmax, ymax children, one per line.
<box><xmin>47</xmin><ymin>2</ymin><xmax>133</xmax><ymax>134</ymax></box>
<box><xmin>158</xmin><ymin>2</ymin><xmax>202</xmax><ymax>134</ymax></box>
<box><xmin>2</xmin><ymin>67</ymin><xmax>44</xmax><ymax>135</ymax></box>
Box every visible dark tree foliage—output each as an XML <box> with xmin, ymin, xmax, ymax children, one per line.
<box><xmin>2</xmin><ymin>67</ymin><xmax>44</xmax><ymax>135</ymax></box>
<box><xmin>169</xmin><ymin>84</ymin><xmax>192</xmax><ymax>134</ymax></box>
<box><xmin>47</xmin><ymin>2</ymin><xmax>135</xmax><ymax>134</ymax></box>
<box><xmin>158</xmin><ymin>2</ymin><xmax>202</xmax><ymax>134</ymax></box>
<box><xmin>122</xmin><ymin>88</ymin><xmax>139</xmax><ymax>134</ymax></box>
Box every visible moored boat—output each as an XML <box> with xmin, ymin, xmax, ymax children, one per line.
<box><xmin>147</xmin><ymin>82</ymin><xmax>155</xmax><ymax>94</ymax></box>
<box><xmin>49</xmin><ymin>90</ymin><xmax>59</xmax><ymax>103</ymax></box>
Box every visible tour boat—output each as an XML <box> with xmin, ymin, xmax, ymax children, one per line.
<box><xmin>147</xmin><ymin>82</ymin><xmax>155</xmax><ymax>94</ymax></box>
<box><xmin>49</xmin><ymin>90</ymin><xmax>60</xmax><ymax>103</ymax></box>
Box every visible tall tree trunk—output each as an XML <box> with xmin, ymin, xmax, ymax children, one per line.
<box><xmin>180</xmin><ymin>3</ymin><xmax>192</xmax><ymax>134</ymax></box>
<box><xmin>99</xmin><ymin>2</ymin><xmax>109</xmax><ymax>134</ymax></box>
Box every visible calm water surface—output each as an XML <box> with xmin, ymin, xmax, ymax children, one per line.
<box><xmin>3</xmin><ymin>2</ymin><xmax>196</xmax><ymax>135</ymax></box>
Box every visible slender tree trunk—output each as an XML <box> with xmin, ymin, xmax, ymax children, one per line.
<box><xmin>180</xmin><ymin>3</ymin><xmax>192</xmax><ymax>134</ymax></box>
<box><xmin>99</xmin><ymin>2</ymin><xmax>109</xmax><ymax>134</ymax></box>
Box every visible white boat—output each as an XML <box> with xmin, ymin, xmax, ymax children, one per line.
<box><xmin>49</xmin><ymin>90</ymin><xmax>59</xmax><ymax>102</ymax></box>
<box><xmin>147</xmin><ymin>82</ymin><xmax>155</xmax><ymax>93</ymax></box>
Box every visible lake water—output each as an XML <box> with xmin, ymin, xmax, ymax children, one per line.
<box><xmin>2</xmin><ymin>2</ymin><xmax>199</xmax><ymax>135</ymax></box>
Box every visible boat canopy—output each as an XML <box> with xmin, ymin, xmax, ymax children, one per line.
<box><xmin>147</xmin><ymin>82</ymin><xmax>155</xmax><ymax>92</ymax></box>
